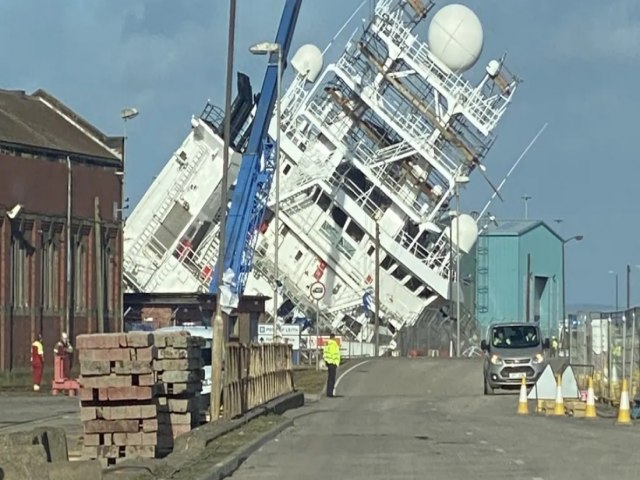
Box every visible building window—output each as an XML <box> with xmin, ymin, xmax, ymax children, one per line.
<box><xmin>74</xmin><ymin>234</ymin><xmax>88</xmax><ymax>312</ymax></box>
<box><xmin>43</xmin><ymin>238</ymin><xmax>60</xmax><ymax>312</ymax></box>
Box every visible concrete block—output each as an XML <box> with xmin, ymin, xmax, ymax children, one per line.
<box><xmin>135</xmin><ymin>347</ymin><xmax>158</xmax><ymax>362</ymax></box>
<box><xmin>155</xmin><ymin>381</ymin><xmax>202</xmax><ymax>396</ymax></box>
<box><xmin>141</xmin><ymin>419</ymin><xmax>159</xmax><ymax>433</ymax></box>
<box><xmin>160</xmin><ymin>370</ymin><xmax>203</xmax><ymax>383</ymax></box>
<box><xmin>138</xmin><ymin>373</ymin><xmax>156</xmax><ymax>386</ymax></box>
<box><xmin>0</xmin><ymin>444</ymin><xmax>49</xmax><ymax>480</ymax></box>
<box><xmin>84</xmin><ymin>420</ymin><xmax>140</xmax><ymax>434</ymax></box>
<box><xmin>124</xmin><ymin>445</ymin><xmax>155</xmax><ymax>458</ymax></box>
<box><xmin>114</xmin><ymin>360</ymin><xmax>153</xmax><ymax>375</ymax></box>
<box><xmin>107</xmin><ymin>386</ymin><xmax>154</xmax><ymax>401</ymax></box>
<box><xmin>80</xmin><ymin>374</ymin><xmax>132</xmax><ymax>389</ymax></box>
<box><xmin>160</xmin><ymin>346</ymin><xmax>200</xmax><ymax>359</ymax></box>
<box><xmin>48</xmin><ymin>460</ymin><xmax>103</xmax><ymax>480</ymax></box>
<box><xmin>79</xmin><ymin>348</ymin><xmax>131</xmax><ymax>362</ymax></box>
<box><xmin>126</xmin><ymin>332</ymin><xmax>154</xmax><ymax>347</ymax></box>
<box><xmin>153</xmin><ymin>358</ymin><xmax>203</xmax><ymax>372</ymax></box>
<box><xmin>80</xmin><ymin>361</ymin><xmax>112</xmax><ymax>376</ymax></box>
<box><xmin>76</xmin><ymin>333</ymin><xmax>124</xmax><ymax>350</ymax></box>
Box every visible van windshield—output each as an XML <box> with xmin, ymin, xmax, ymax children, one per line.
<box><xmin>491</xmin><ymin>325</ymin><xmax>540</xmax><ymax>349</ymax></box>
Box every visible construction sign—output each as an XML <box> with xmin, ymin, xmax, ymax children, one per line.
<box><xmin>303</xmin><ymin>335</ymin><xmax>342</xmax><ymax>349</ymax></box>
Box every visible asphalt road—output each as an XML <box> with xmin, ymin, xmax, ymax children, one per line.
<box><xmin>230</xmin><ymin>358</ymin><xmax>640</xmax><ymax>480</ymax></box>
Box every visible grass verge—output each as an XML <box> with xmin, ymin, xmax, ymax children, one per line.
<box><xmin>292</xmin><ymin>367</ymin><xmax>326</xmax><ymax>395</ymax></box>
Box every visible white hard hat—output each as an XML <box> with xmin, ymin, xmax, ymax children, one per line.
<box><xmin>61</xmin><ymin>332</ymin><xmax>68</xmax><ymax>341</ymax></box>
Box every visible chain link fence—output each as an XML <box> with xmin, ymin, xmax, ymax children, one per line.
<box><xmin>569</xmin><ymin>308</ymin><xmax>640</xmax><ymax>404</ymax></box>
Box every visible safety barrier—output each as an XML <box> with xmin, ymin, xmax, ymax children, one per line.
<box><xmin>569</xmin><ymin>308</ymin><xmax>640</xmax><ymax>405</ymax></box>
<box><xmin>222</xmin><ymin>343</ymin><xmax>295</xmax><ymax>419</ymax></box>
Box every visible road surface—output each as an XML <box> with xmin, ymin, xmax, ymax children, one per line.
<box><xmin>230</xmin><ymin>358</ymin><xmax>640</xmax><ymax>480</ymax></box>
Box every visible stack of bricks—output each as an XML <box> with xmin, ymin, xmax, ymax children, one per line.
<box><xmin>78</xmin><ymin>332</ymin><xmax>160</xmax><ymax>465</ymax></box>
<box><xmin>153</xmin><ymin>331</ymin><xmax>205</xmax><ymax>455</ymax></box>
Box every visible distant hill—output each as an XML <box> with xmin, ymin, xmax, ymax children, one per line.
<box><xmin>567</xmin><ymin>303</ymin><xmax>618</xmax><ymax>313</ymax></box>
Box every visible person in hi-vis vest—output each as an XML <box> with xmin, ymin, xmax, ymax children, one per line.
<box><xmin>31</xmin><ymin>333</ymin><xmax>44</xmax><ymax>391</ymax></box>
<box><xmin>322</xmin><ymin>333</ymin><xmax>341</xmax><ymax>398</ymax></box>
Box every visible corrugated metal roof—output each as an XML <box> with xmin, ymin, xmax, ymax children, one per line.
<box><xmin>0</xmin><ymin>88</ymin><xmax>120</xmax><ymax>161</ymax></box>
<box><xmin>482</xmin><ymin>220</ymin><xmax>562</xmax><ymax>241</ymax></box>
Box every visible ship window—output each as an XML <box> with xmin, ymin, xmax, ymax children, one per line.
<box><xmin>380</xmin><ymin>255</ymin><xmax>394</xmax><ymax>271</ymax></box>
<box><xmin>345</xmin><ymin>220</ymin><xmax>364</xmax><ymax>243</ymax></box>
<box><xmin>283</xmin><ymin>164</ymin><xmax>291</xmax><ymax>175</ymax></box>
<box><xmin>317</xmin><ymin>192</ymin><xmax>332</xmax><ymax>211</ymax></box>
<box><xmin>406</xmin><ymin>276</ymin><xmax>422</xmax><ymax>292</ymax></box>
<box><xmin>295</xmin><ymin>251</ymin><xmax>303</xmax><ymax>261</ymax></box>
<box><xmin>281</xmin><ymin>224</ymin><xmax>290</xmax><ymax>237</ymax></box>
<box><xmin>392</xmin><ymin>266</ymin><xmax>409</xmax><ymax>282</ymax></box>
<box><xmin>367</xmin><ymin>245</ymin><xmax>375</xmax><ymax>256</ymax></box>
<box><xmin>336</xmin><ymin>238</ymin><xmax>355</xmax><ymax>259</ymax></box>
<box><xmin>331</xmin><ymin>206</ymin><xmax>347</xmax><ymax>228</ymax></box>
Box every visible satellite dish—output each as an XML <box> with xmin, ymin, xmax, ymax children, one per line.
<box><xmin>427</xmin><ymin>4</ymin><xmax>484</xmax><ymax>73</ymax></box>
<box><xmin>291</xmin><ymin>44</ymin><xmax>323</xmax><ymax>83</ymax></box>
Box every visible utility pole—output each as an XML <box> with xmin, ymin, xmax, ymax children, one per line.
<box><xmin>627</xmin><ymin>264</ymin><xmax>631</xmax><ymax>309</ymax></box>
<box><xmin>94</xmin><ymin>197</ymin><xmax>104</xmax><ymax>333</ymax></box>
<box><xmin>455</xmin><ymin>187</ymin><xmax>461</xmax><ymax>357</ymax></box>
<box><xmin>525</xmin><ymin>253</ymin><xmax>531</xmax><ymax>322</ymax></box>
<box><xmin>374</xmin><ymin>221</ymin><xmax>380</xmax><ymax>357</ymax></box>
<box><xmin>211</xmin><ymin>0</ymin><xmax>236</xmax><ymax>423</ymax></box>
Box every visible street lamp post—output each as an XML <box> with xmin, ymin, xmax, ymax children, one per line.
<box><xmin>521</xmin><ymin>194</ymin><xmax>532</xmax><ymax>220</ymax></box>
<box><xmin>119</xmin><ymin>107</ymin><xmax>139</xmax><ymax>332</ymax></box>
<box><xmin>250</xmin><ymin>41</ymin><xmax>282</xmax><ymax>343</ymax></box>
<box><xmin>453</xmin><ymin>174</ymin><xmax>469</xmax><ymax>357</ymax></box>
<box><xmin>562</xmin><ymin>234</ymin><xmax>583</xmax><ymax>360</ymax></box>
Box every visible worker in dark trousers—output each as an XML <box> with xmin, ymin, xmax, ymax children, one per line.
<box><xmin>323</xmin><ymin>333</ymin><xmax>341</xmax><ymax>398</ymax></box>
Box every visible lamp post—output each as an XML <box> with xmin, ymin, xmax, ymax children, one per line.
<box><xmin>249</xmin><ymin>41</ymin><xmax>282</xmax><ymax>343</ymax></box>
<box><xmin>562</xmin><ymin>234</ymin><xmax>583</xmax><ymax>360</ymax></box>
<box><xmin>119</xmin><ymin>107</ymin><xmax>139</xmax><ymax>332</ymax></box>
<box><xmin>453</xmin><ymin>174</ymin><xmax>469</xmax><ymax>357</ymax></box>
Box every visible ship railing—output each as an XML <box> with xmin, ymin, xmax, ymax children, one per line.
<box><xmin>394</xmin><ymin>230</ymin><xmax>432</xmax><ymax>263</ymax></box>
<box><xmin>335</xmin><ymin>58</ymin><xmax>459</xmax><ymax>174</ymax></box>
<box><xmin>326</xmin><ymin>171</ymin><xmax>385</xmax><ymax>221</ymax></box>
<box><xmin>370</xmin><ymin>11</ymin><xmax>503</xmax><ymax>134</ymax></box>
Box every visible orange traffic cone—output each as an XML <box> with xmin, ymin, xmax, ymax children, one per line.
<box><xmin>616</xmin><ymin>378</ymin><xmax>632</xmax><ymax>425</ymax></box>
<box><xmin>585</xmin><ymin>376</ymin><xmax>596</xmax><ymax>419</ymax></box>
<box><xmin>517</xmin><ymin>377</ymin><xmax>529</xmax><ymax>415</ymax></box>
<box><xmin>553</xmin><ymin>374</ymin><xmax>564</xmax><ymax>416</ymax></box>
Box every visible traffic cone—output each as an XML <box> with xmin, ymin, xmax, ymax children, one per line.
<box><xmin>585</xmin><ymin>376</ymin><xmax>597</xmax><ymax>419</ymax></box>
<box><xmin>517</xmin><ymin>377</ymin><xmax>529</xmax><ymax>415</ymax></box>
<box><xmin>616</xmin><ymin>378</ymin><xmax>632</xmax><ymax>425</ymax></box>
<box><xmin>553</xmin><ymin>374</ymin><xmax>564</xmax><ymax>416</ymax></box>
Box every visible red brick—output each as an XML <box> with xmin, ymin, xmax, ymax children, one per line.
<box><xmin>106</xmin><ymin>386</ymin><xmax>153</xmax><ymax>401</ymax></box>
<box><xmin>98</xmin><ymin>388</ymin><xmax>109</xmax><ymax>401</ymax></box>
<box><xmin>84</xmin><ymin>420</ymin><xmax>139</xmax><ymax>434</ymax></box>
<box><xmin>77</xmin><ymin>333</ymin><xmax>123</xmax><ymax>350</ymax></box>
<box><xmin>80</xmin><ymin>374</ymin><xmax>132</xmax><ymax>389</ymax></box>
<box><xmin>79</xmin><ymin>348</ymin><xmax>132</xmax><ymax>362</ymax></box>
<box><xmin>98</xmin><ymin>406</ymin><xmax>141</xmax><ymax>420</ymax></box>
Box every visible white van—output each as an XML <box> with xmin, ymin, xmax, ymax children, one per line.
<box><xmin>154</xmin><ymin>325</ymin><xmax>212</xmax><ymax>395</ymax></box>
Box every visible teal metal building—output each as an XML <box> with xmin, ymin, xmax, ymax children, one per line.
<box><xmin>470</xmin><ymin>220</ymin><xmax>564</xmax><ymax>340</ymax></box>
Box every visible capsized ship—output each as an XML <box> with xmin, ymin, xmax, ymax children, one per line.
<box><xmin>123</xmin><ymin>0</ymin><xmax>519</xmax><ymax>351</ymax></box>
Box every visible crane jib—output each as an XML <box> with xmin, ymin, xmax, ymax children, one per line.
<box><xmin>209</xmin><ymin>0</ymin><xmax>303</xmax><ymax>297</ymax></box>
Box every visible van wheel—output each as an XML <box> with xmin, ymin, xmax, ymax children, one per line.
<box><xmin>484</xmin><ymin>376</ymin><xmax>494</xmax><ymax>395</ymax></box>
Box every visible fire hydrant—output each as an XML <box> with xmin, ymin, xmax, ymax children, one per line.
<box><xmin>52</xmin><ymin>332</ymin><xmax>79</xmax><ymax>396</ymax></box>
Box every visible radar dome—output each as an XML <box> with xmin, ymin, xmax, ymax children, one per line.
<box><xmin>427</xmin><ymin>4</ymin><xmax>483</xmax><ymax>73</ymax></box>
<box><xmin>449</xmin><ymin>213</ymin><xmax>478</xmax><ymax>254</ymax></box>
<box><xmin>291</xmin><ymin>44</ymin><xmax>323</xmax><ymax>83</ymax></box>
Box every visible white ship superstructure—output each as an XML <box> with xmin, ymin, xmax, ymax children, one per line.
<box><xmin>123</xmin><ymin>0</ymin><xmax>519</xmax><ymax>348</ymax></box>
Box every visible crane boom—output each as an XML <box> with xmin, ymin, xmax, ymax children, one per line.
<box><xmin>209</xmin><ymin>0</ymin><xmax>302</xmax><ymax>299</ymax></box>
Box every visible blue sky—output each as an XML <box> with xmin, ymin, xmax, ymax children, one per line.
<box><xmin>1</xmin><ymin>0</ymin><xmax>638</xmax><ymax>307</ymax></box>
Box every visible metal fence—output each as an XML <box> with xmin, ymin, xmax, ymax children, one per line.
<box><xmin>569</xmin><ymin>308</ymin><xmax>640</xmax><ymax>404</ymax></box>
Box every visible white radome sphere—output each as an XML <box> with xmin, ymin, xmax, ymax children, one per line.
<box><xmin>428</xmin><ymin>4</ymin><xmax>484</xmax><ymax>73</ymax></box>
<box><xmin>291</xmin><ymin>44</ymin><xmax>323</xmax><ymax>83</ymax></box>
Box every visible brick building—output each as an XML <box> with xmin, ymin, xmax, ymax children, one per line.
<box><xmin>0</xmin><ymin>88</ymin><xmax>123</xmax><ymax>371</ymax></box>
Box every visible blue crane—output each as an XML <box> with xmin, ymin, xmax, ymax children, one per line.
<box><xmin>209</xmin><ymin>0</ymin><xmax>302</xmax><ymax>299</ymax></box>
